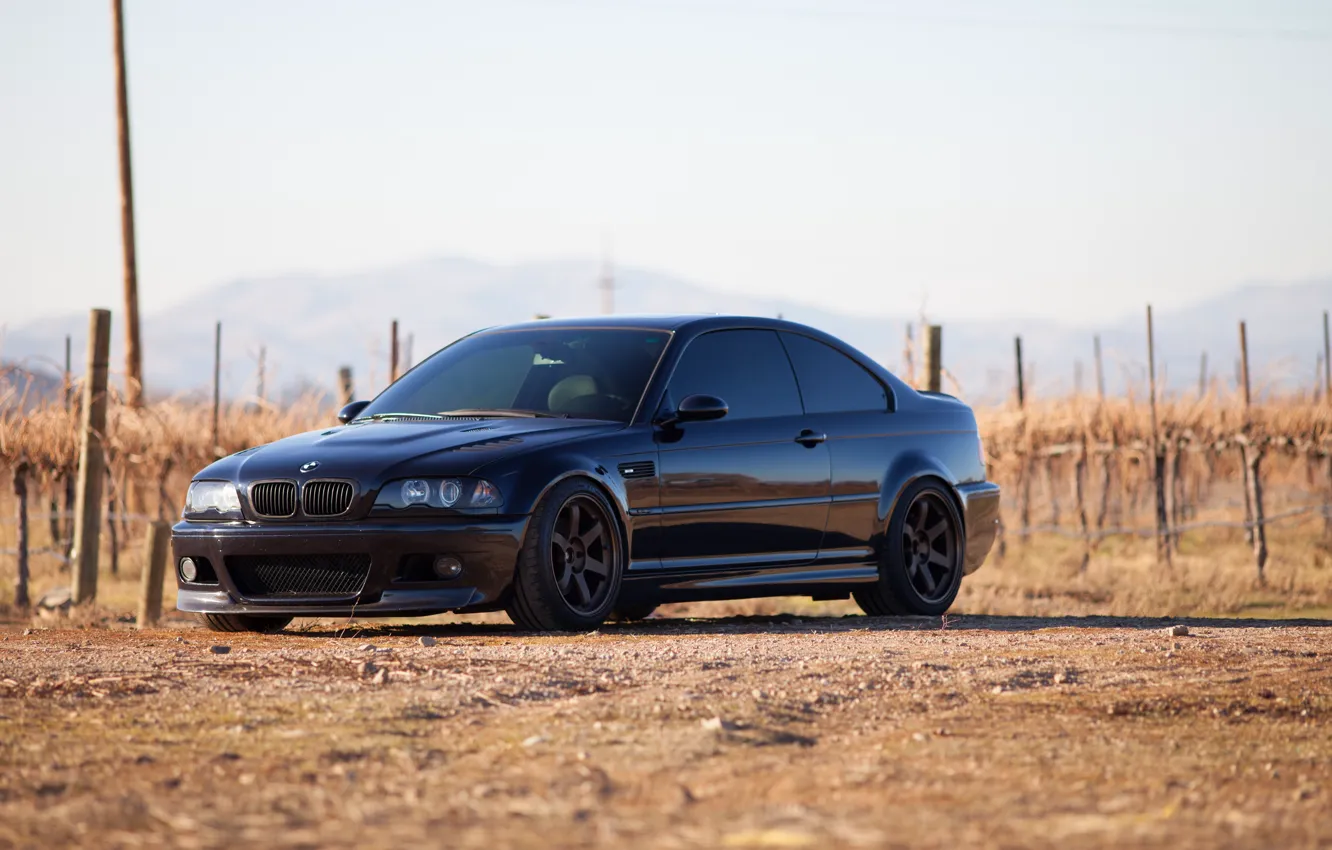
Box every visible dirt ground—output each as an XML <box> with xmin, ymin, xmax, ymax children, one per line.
<box><xmin>2</xmin><ymin>613</ymin><xmax>1331</xmax><ymax>850</ymax></box>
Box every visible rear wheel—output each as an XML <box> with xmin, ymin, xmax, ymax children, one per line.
<box><xmin>195</xmin><ymin>612</ymin><xmax>293</xmax><ymax>634</ymax></box>
<box><xmin>506</xmin><ymin>479</ymin><xmax>625</xmax><ymax>631</ymax></box>
<box><xmin>853</xmin><ymin>480</ymin><xmax>964</xmax><ymax>617</ymax></box>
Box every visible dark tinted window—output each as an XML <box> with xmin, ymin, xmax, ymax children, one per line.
<box><xmin>780</xmin><ymin>332</ymin><xmax>888</xmax><ymax>413</ymax></box>
<box><xmin>360</xmin><ymin>328</ymin><xmax>670</xmax><ymax>422</ymax></box>
<box><xmin>665</xmin><ymin>330</ymin><xmax>802</xmax><ymax>420</ymax></box>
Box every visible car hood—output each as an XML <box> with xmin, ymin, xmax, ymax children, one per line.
<box><xmin>194</xmin><ymin>417</ymin><xmax>622</xmax><ymax>483</ymax></box>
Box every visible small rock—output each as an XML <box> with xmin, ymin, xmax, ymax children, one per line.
<box><xmin>371</xmin><ymin>668</ymin><xmax>388</xmax><ymax>685</ymax></box>
<box><xmin>418</xmin><ymin>635</ymin><xmax>437</xmax><ymax>647</ymax></box>
<box><xmin>1165</xmin><ymin>625</ymin><xmax>1189</xmax><ymax>637</ymax></box>
<box><xmin>521</xmin><ymin>735</ymin><xmax>547</xmax><ymax>747</ymax></box>
<box><xmin>751</xmin><ymin>689</ymin><xmax>766</xmax><ymax>700</ymax></box>
<box><xmin>23</xmin><ymin>628</ymin><xmax>33</xmax><ymax>636</ymax></box>
<box><xmin>357</xmin><ymin>643</ymin><xmax>375</xmax><ymax>652</ymax></box>
<box><xmin>1296</xmin><ymin>784</ymin><xmax>1319</xmax><ymax>801</ymax></box>
<box><xmin>36</xmin><ymin>587</ymin><xmax>72</xmax><ymax>611</ymax></box>
<box><xmin>357</xmin><ymin>660</ymin><xmax>378</xmax><ymax>676</ymax></box>
<box><xmin>912</xmin><ymin>732</ymin><xmax>928</xmax><ymax>742</ymax></box>
<box><xmin>209</xmin><ymin>645</ymin><xmax>231</xmax><ymax>654</ymax></box>
<box><xmin>701</xmin><ymin>716</ymin><xmax>736</xmax><ymax>731</ymax></box>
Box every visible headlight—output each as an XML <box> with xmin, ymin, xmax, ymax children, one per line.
<box><xmin>377</xmin><ymin>477</ymin><xmax>503</xmax><ymax>511</ymax></box>
<box><xmin>183</xmin><ymin>480</ymin><xmax>242</xmax><ymax>520</ymax></box>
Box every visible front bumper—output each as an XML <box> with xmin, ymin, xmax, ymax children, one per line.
<box><xmin>958</xmin><ymin>481</ymin><xmax>1000</xmax><ymax>574</ymax></box>
<box><xmin>171</xmin><ymin>516</ymin><xmax>529</xmax><ymax>617</ymax></box>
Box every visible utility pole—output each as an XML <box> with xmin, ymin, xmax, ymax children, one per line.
<box><xmin>257</xmin><ymin>345</ymin><xmax>266</xmax><ymax>403</ymax></box>
<box><xmin>600</xmin><ymin>242</ymin><xmax>614</xmax><ymax>315</ymax></box>
<box><xmin>111</xmin><ymin>0</ymin><xmax>143</xmax><ymax>407</ymax></box>
<box><xmin>1323</xmin><ymin>310</ymin><xmax>1330</xmax><ymax>405</ymax></box>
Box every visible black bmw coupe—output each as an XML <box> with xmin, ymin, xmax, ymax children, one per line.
<box><xmin>173</xmin><ymin>314</ymin><xmax>1000</xmax><ymax>633</ymax></box>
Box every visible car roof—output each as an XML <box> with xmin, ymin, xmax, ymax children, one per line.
<box><xmin>480</xmin><ymin>313</ymin><xmax>814</xmax><ymax>334</ymax></box>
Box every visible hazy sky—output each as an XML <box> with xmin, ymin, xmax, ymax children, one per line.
<box><xmin>3</xmin><ymin>0</ymin><xmax>1331</xmax><ymax>328</ymax></box>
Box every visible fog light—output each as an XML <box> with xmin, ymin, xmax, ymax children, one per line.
<box><xmin>433</xmin><ymin>555</ymin><xmax>462</xmax><ymax>579</ymax></box>
<box><xmin>179</xmin><ymin>557</ymin><xmax>198</xmax><ymax>582</ymax></box>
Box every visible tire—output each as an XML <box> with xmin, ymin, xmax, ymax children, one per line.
<box><xmin>195</xmin><ymin>612</ymin><xmax>293</xmax><ymax>634</ymax></box>
<box><xmin>506</xmin><ymin>478</ymin><xmax>625</xmax><ymax>631</ymax></box>
<box><xmin>853</xmin><ymin>479</ymin><xmax>965</xmax><ymax>617</ymax></box>
<box><xmin>609</xmin><ymin>600</ymin><xmax>658</xmax><ymax>622</ymax></box>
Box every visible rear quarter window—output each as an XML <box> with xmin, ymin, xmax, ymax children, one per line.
<box><xmin>779</xmin><ymin>332</ymin><xmax>889</xmax><ymax>414</ymax></box>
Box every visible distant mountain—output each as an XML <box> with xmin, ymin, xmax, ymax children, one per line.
<box><xmin>1</xmin><ymin>257</ymin><xmax>1329</xmax><ymax>407</ymax></box>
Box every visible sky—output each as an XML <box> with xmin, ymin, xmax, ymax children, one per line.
<box><xmin>2</xmin><ymin>0</ymin><xmax>1331</xmax><ymax>328</ymax></box>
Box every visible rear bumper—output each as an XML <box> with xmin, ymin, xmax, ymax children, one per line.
<box><xmin>171</xmin><ymin>516</ymin><xmax>529</xmax><ymax>617</ymax></box>
<box><xmin>958</xmin><ymin>481</ymin><xmax>1000</xmax><ymax>574</ymax></box>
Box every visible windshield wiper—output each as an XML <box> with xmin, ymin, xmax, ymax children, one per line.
<box><xmin>438</xmin><ymin>408</ymin><xmax>568</xmax><ymax>419</ymax></box>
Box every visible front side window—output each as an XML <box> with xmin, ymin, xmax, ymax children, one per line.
<box><xmin>360</xmin><ymin>328</ymin><xmax>671</xmax><ymax>422</ymax></box>
<box><xmin>663</xmin><ymin>329</ymin><xmax>802</xmax><ymax>420</ymax></box>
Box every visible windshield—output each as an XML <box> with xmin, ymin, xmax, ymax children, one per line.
<box><xmin>358</xmin><ymin>327</ymin><xmax>672</xmax><ymax>423</ymax></box>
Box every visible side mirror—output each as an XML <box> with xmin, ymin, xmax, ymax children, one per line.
<box><xmin>675</xmin><ymin>393</ymin><xmax>728</xmax><ymax>423</ymax></box>
<box><xmin>338</xmin><ymin>400</ymin><xmax>370</xmax><ymax>424</ymax></box>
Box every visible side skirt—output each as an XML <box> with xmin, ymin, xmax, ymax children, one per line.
<box><xmin>621</xmin><ymin>562</ymin><xmax>879</xmax><ymax>604</ymax></box>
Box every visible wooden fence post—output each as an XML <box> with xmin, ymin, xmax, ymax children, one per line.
<box><xmin>1074</xmin><ymin>438</ymin><xmax>1091</xmax><ymax>573</ymax></box>
<box><xmin>1240</xmin><ymin>437</ymin><xmax>1268</xmax><ymax>583</ymax></box>
<box><xmin>1323</xmin><ymin>453</ymin><xmax>1332</xmax><ymax>542</ymax></box>
<box><xmin>105</xmin><ymin>467</ymin><xmax>119</xmax><ymax>576</ymax></box>
<box><xmin>390</xmin><ymin>319</ymin><xmax>400</xmax><ymax>383</ymax></box>
<box><xmin>923</xmin><ymin>325</ymin><xmax>942</xmax><ymax>392</ymax></box>
<box><xmin>63</xmin><ymin>333</ymin><xmax>75</xmax><ymax>554</ymax></box>
<box><xmin>338</xmin><ymin>366</ymin><xmax>355</xmax><ymax>406</ymax></box>
<box><xmin>211</xmin><ymin>320</ymin><xmax>222</xmax><ymax>455</ymax></box>
<box><xmin>136</xmin><ymin>520</ymin><xmax>170</xmax><ymax>628</ymax></box>
<box><xmin>13</xmin><ymin>460</ymin><xmax>31</xmax><ymax>608</ymax></box>
<box><xmin>1146</xmin><ymin>305</ymin><xmax>1171</xmax><ymax>565</ymax></box>
<box><xmin>71</xmin><ymin>308</ymin><xmax>112</xmax><ymax>605</ymax></box>
<box><xmin>1239</xmin><ymin>321</ymin><xmax>1254</xmax><ymax>544</ymax></box>
<box><xmin>1014</xmin><ymin>336</ymin><xmax>1025</xmax><ymax>408</ymax></box>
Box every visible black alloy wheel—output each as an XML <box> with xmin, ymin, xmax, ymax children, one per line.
<box><xmin>506</xmin><ymin>479</ymin><xmax>625</xmax><ymax>631</ymax></box>
<box><xmin>900</xmin><ymin>491</ymin><xmax>958</xmax><ymax>603</ymax></box>
<box><xmin>551</xmin><ymin>494</ymin><xmax>616</xmax><ymax>614</ymax></box>
<box><xmin>853</xmin><ymin>480</ymin><xmax>965</xmax><ymax>617</ymax></box>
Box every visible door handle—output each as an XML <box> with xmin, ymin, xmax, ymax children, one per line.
<box><xmin>795</xmin><ymin>429</ymin><xmax>826</xmax><ymax>446</ymax></box>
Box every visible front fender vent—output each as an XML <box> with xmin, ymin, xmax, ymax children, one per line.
<box><xmin>618</xmin><ymin>461</ymin><xmax>656</xmax><ymax>479</ymax></box>
<box><xmin>454</xmin><ymin>436</ymin><xmax>525</xmax><ymax>452</ymax></box>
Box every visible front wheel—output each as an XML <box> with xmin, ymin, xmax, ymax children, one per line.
<box><xmin>195</xmin><ymin>613</ymin><xmax>293</xmax><ymax>634</ymax></box>
<box><xmin>506</xmin><ymin>479</ymin><xmax>625</xmax><ymax>631</ymax></box>
<box><xmin>853</xmin><ymin>480</ymin><xmax>965</xmax><ymax>617</ymax></box>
